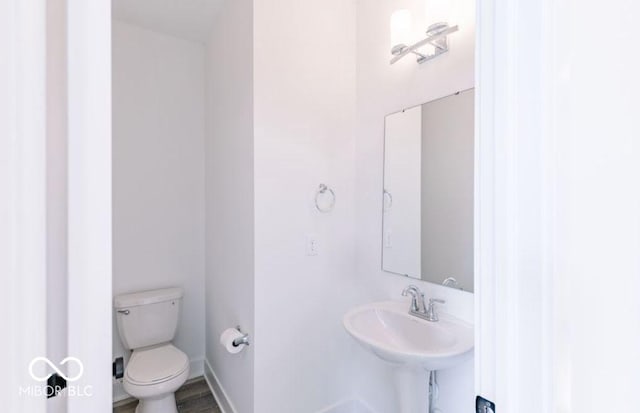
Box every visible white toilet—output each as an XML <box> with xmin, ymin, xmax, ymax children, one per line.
<box><xmin>115</xmin><ymin>287</ymin><xmax>190</xmax><ymax>413</ymax></box>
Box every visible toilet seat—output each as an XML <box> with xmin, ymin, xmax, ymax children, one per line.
<box><xmin>125</xmin><ymin>344</ymin><xmax>189</xmax><ymax>386</ymax></box>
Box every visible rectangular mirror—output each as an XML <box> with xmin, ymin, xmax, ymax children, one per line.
<box><xmin>382</xmin><ymin>89</ymin><xmax>474</xmax><ymax>292</ymax></box>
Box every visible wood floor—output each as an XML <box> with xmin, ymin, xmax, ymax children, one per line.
<box><xmin>113</xmin><ymin>377</ymin><xmax>221</xmax><ymax>413</ymax></box>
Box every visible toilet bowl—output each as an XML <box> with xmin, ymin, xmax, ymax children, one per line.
<box><xmin>124</xmin><ymin>344</ymin><xmax>189</xmax><ymax>413</ymax></box>
<box><xmin>115</xmin><ymin>288</ymin><xmax>189</xmax><ymax>413</ymax></box>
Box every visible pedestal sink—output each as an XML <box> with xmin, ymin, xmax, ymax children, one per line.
<box><xmin>343</xmin><ymin>301</ymin><xmax>473</xmax><ymax>413</ymax></box>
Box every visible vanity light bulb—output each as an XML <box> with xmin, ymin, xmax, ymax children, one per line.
<box><xmin>390</xmin><ymin>9</ymin><xmax>413</xmax><ymax>50</ymax></box>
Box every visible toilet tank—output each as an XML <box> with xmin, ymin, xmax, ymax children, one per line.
<box><xmin>114</xmin><ymin>287</ymin><xmax>183</xmax><ymax>350</ymax></box>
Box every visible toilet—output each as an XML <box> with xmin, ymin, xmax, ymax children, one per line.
<box><xmin>115</xmin><ymin>287</ymin><xmax>190</xmax><ymax>413</ymax></box>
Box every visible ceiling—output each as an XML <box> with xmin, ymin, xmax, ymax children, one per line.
<box><xmin>112</xmin><ymin>0</ymin><xmax>224</xmax><ymax>42</ymax></box>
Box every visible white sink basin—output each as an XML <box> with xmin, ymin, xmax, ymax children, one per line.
<box><xmin>343</xmin><ymin>300</ymin><xmax>473</xmax><ymax>371</ymax></box>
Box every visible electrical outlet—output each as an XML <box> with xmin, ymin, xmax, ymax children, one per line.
<box><xmin>306</xmin><ymin>234</ymin><xmax>319</xmax><ymax>256</ymax></box>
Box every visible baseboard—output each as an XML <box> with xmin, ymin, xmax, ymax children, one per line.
<box><xmin>112</xmin><ymin>382</ymin><xmax>129</xmax><ymax>403</ymax></box>
<box><xmin>113</xmin><ymin>396</ymin><xmax>135</xmax><ymax>408</ymax></box>
<box><xmin>201</xmin><ymin>360</ymin><xmax>373</xmax><ymax>413</ymax></box>
<box><xmin>204</xmin><ymin>358</ymin><xmax>237</xmax><ymax>413</ymax></box>
<box><xmin>189</xmin><ymin>357</ymin><xmax>205</xmax><ymax>378</ymax></box>
<box><xmin>113</xmin><ymin>376</ymin><xmax>207</xmax><ymax>408</ymax></box>
<box><xmin>315</xmin><ymin>399</ymin><xmax>377</xmax><ymax>413</ymax></box>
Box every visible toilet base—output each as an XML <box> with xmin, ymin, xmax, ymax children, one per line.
<box><xmin>134</xmin><ymin>393</ymin><xmax>178</xmax><ymax>413</ymax></box>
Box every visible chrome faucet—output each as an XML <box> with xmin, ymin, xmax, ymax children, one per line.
<box><xmin>401</xmin><ymin>285</ymin><xmax>445</xmax><ymax>322</ymax></box>
<box><xmin>401</xmin><ymin>285</ymin><xmax>425</xmax><ymax>313</ymax></box>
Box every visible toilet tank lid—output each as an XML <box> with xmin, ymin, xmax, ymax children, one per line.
<box><xmin>114</xmin><ymin>287</ymin><xmax>183</xmax><ymax>309</ymax></box>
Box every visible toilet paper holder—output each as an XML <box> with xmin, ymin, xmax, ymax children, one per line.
<box><xmin>232</xmin><ymin>326</ymin><xmax>250</xmax><ymax>347</ymax></box>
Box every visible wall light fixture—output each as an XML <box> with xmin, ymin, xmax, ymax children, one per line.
<box><xmin>389</xmin><ymin>5</ymin><xmax>458</xmax><ymax>65</ymax></box>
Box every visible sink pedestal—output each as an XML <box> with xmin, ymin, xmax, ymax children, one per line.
<box><xmin>393</xmin><ymin>368</ymin><xmax>430</xmax><ymax>413</ymax></box>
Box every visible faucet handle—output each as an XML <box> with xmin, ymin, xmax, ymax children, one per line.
<box><xmin>426</xmin><ymin>298</ymin><xmax>445</xmax><ymax>321</ymax></box>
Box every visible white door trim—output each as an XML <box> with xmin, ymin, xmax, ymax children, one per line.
<box><xmin>66</xmin><ymin>0</ymin><xmax>112</xmax><ymax>411</ymax></box>
<box><xmin>475</xmin><ymin>0</ymin><xmax>556</xmax><ymax>410</ymax></box>
<box><xmin>476</xmin><ymin>0</ymin><xmax>640</xmax><ymax>411</ymax></box>
<box><xmin>0</xmin><ymin>0</ymin><xmax>48</xmax><ymax>410</ymax></box>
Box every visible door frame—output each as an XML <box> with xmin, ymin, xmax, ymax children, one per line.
<box><xmin>66</xmin><ymin>0</ymin><xmax>112</xmax><ymax>411</ymax></box>
<box><xmin>475</xmin><ymin>0</ymin><xmax>640</xmax><ymax>411</ymax></box>
<box><xmin>475</xmin><ymin>0</ymin><xmax>555</xmax><ymax>410</ymax></box>
<box><xmin>1</xmin><ymin>0</ymin><xmax>112</xmax><ymax>410</ymax></box>
<box><xmin>1</xmin><ymin>1</ymin><xmax>48</xmax><ymax>410</ymax></box>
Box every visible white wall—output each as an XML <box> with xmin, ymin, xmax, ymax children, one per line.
<box><xmin>204</xmin><ymin>0</ymin><xmax>475</xmax><ymax>411</ymax></box>
<box><xmin>112</xmin><ymin>20</ymin><xmax>206</xmax><ymax>400</ymax></box>
<box><xmin>252</xmin><ymin>0</ymin><xmax>363</xmax><ymax>412</ymax></box>
<box><xmin>354</xmin><ymin>0</ymin><xmax>476</xmax><ymax>411</ymax></box>
<box><xmin>204</xmin><ymin>1</ymin><xmax>255</xmax><ymax>412</ymax></box>
<box><xmin>551</xmin><ymin>2</ymin><xmax>640</xmax><ymax>408</ymax></box>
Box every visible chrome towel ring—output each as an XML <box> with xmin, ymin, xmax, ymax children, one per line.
<box><xmin>315</xmin><ymin>184</ymin><xmax>336</xmax><ymax>213</ymax></box>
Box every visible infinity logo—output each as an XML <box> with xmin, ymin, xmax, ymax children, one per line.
<box><xmin>28</xmin><ymin>357</ymin><xmax>84</xmax><ymax>382</ymax></box>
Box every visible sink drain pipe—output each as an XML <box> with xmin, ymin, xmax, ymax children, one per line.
<box><xmin>428</xmin><ymin>371</ymin><xmax>441</xmax><ymax>413</ymax></box>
